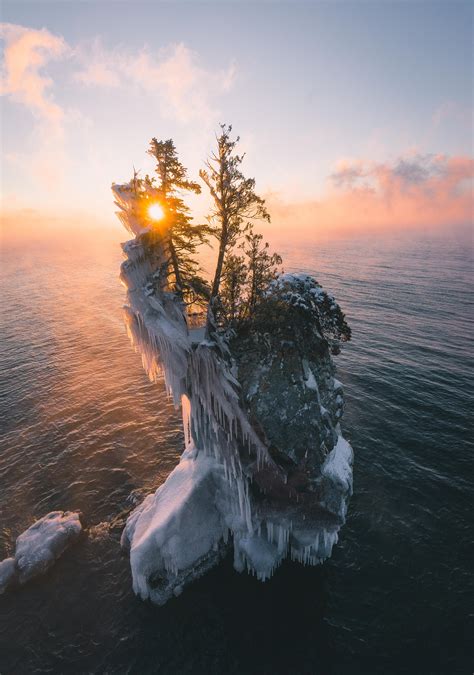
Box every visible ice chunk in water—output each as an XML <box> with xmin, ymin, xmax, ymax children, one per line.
<box><xmin>15</xmin><ymin>511</ymin><xmax>83</xmax><ymax>584</ymax></box>
<box><xmin>0</xmin><ymin>558</ymin><xmax>17</xmax><ymax>594</ymax></box>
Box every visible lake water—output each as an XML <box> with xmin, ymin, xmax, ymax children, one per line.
<box><xmin>0</xmin><ymin>229</ymin><xmax>472</xmax><ymax>674</ymax></box>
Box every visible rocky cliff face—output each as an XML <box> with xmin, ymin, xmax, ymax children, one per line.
<box><xmin>114</xmin><ymin>183</ymin><xmax>353</xmax><ymax>605</ymax></box>
<box><xmin>232</xmin><ymin>276</ymin><xmax>344</xmax><ymax>470</ymax></box>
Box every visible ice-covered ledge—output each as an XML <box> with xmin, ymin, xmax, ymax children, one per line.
<box><xmin>114</xmin><ymin>184</ymin><xmax>353</xmax><ymax>605</ymax></box>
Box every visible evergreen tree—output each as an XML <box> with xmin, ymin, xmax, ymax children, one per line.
<box><xmin>217</xmin><ymin>228</ymin><xmax>282</xmax><ymax>327</ymax></box>
<box><xmin>241</xmin><ymin>229</ymin><xmax>282</xmax><ymax>318</ymax></box>
<box><xmin>219</xmin><ymin>253</ymin><xmax>248</xmax><ymax>325</ymax></box>
<box><xmin>200</xmin><ymin>125</ymin><xmax>270</xmax><ymax>328</ymax></box>
<box><xmin>147</xmin><ymin>138</ymin><xmax>210</xmax><ymax>302</ymax></box>
<box><xmin>254</xmin><ymin>275</ymin><xmax>351</xmax><ymax>355</ymax></box>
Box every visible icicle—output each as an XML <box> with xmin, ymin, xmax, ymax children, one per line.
<box><xmin>181</xmin><ymin>395</ymin><xmax>192</xmax><ymax>448</ymax></box>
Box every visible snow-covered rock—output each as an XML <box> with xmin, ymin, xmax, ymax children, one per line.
<box><xmin>122</xmin><ymin>447</ymin><xmax>227</xmax><ymax>605</ymax></box>
<box><xmin>322</xmin><ymin>434</ymin><xmax>353</xmax><ymax>494</ymax></box>
<box><xmin>115</xmin><ymin>178</ymin><xmax>354</xmax><ymax>604</ymax></box>
<box><xmin>0</xmin><ymin>511</ymin><xmax>83</xmax><ymax>595</ymax></box>
<box><xmin>15</xmin><ymin>511</ymin><xmax>83</xmax><ymax>584</ymax></box>
<box><xmin>0</xmin><ymin>557</ymin><xmax>17</xmax><ymax>594</ymax></box>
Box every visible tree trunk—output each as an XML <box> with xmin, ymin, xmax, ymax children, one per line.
<box><xmin>168</xmin><ymin>239</ymin><xmax>183</xmax><ymax>293</ymax></box>
<box><xmin>211</xmin><ymin>236</ymin><xmax>226</xmax><ymax>299</ymax></box>
<box><xmin>206</xmin><ymin>220</ymin><xmax>227</xmax><ymax>336</ymax></box>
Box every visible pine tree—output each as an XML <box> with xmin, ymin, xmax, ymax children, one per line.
<box><xmin>200</xmin><ymin>125</ymin><xmax>270</xmax><ymax>329</ymax></box>
<box><xmin>219</xmin><ymin>253</ymin><xmax>248</xmax><ymax>325</ymax></box>
<box><xmin>241</xmin><ymin>229</ymin><xmax>282</xmax><ymax>318</ymax></box>
<box><xmin>147</xmin><ymin>138</ymin><xmax>210</xmax><ymax>302</ymax></box>
<box><xmin>218</xmin><ymin>230</ymin><xmax>282</xmax><ymax>326</ymax></box>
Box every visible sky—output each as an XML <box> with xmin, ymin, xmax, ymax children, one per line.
<box><xmin>1</xmin><ymin>0</ymin><xmax>473</xmax><ymax>241</ymax></box>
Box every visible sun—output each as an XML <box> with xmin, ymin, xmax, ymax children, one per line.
<box><xmin>148</xmin><ymin>203</ymin><xmax>165</xmax><ymax>221</ymax></box>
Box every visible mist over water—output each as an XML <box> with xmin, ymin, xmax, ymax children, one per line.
<box><xmin>0</xmin><ymin>230</ymin><xmax>472</xmax><ymax>674</ymax></box>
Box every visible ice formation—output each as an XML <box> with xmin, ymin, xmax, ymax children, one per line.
<box><xmin>114</xmin><ymin>182</ymin><xmax>353</xmax><ymax>605</ymax></box>
<box><xmin>0</xmin><ymin>558</ymin><xmax>16</xmax><ymax>595</ymax></box>
<box><xmin>0</xmin><ymin>511</ymin><xmax>83</xmax><ymax>593</ymax></box>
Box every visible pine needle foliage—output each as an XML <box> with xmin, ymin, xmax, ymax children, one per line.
<box><xmin>147</xmin><ymin>138</ymin><xmax>210</xmax><ymax>304</ymax></box>
<box><xmin>218</xmin><ymin>228</ymin><xmax>282</xmax><ymax>326</ymax></box>
<box><xmin>200</xmin><ymin>125</ymin><xmax>270</xmax><ymax>329</ymax></box>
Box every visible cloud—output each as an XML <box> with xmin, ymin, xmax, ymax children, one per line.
<box><xmin>330</xmin><ymin>153</ymin><xmax>450</xmax><ymax>190</ymax></box>
<box><xmin>269</xmin><ymin>154</ymin><xmax>474</xmax><ymax>235</ymax></box>
<box><xmin>0</xmin><ymin>23</ymin><xmax>71</xmax><ymax>191</ymax></box>
<box><xmin>0</xmin><ymin>24</ymin><xmax>235</xmax><ymax>125</ymax></box>
<box><xmin>74</xmin><ymin>59</ymin><xmax>120</xmax><ymax>88</ymax></box>
<box><xmin>0</xmin><ymin>22</ymin><xmax>67</xmax><ymax>123</ymax></box>
<box><xmin>1</xmin><ymin>24</ymin><xmax>236</xmax><ymax>197</ymax></box>
<box><xmin>330</xmin><ymin>160</ymin><xmax>367</xmax><ymax>189</ymax></box>
<box><xmin>74</xmin><ymin>39</ymin><xmax>236</xmax><ymax>123</ymax></box>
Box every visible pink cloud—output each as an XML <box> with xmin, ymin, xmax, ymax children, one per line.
<box><xmin>74</xmin><ymin>40</ymin><xmax>236</xmax><ymax>123</ymax></box>
<box><xmin>268</xmin><ymin>154</ymin><xmax>473</xmax><ymax>235</ymax></box>
<box><xmin>0</xmin><ymin>22</ymin><xmax>66</xmax><ymax>123</ymax></box>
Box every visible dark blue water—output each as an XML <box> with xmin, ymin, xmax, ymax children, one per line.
<box><xmin>0</xmin><ymin>230</ymin><xmax>472</xmax><ymax>674</ymax></box>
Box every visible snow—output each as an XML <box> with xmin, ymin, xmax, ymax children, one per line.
<box><xmin>234</xmin><ymin>533</ymin><xmax>284</xmax><ymax>581</ymax></box>
<box><xmin>0</xmin><ymin>558</ymin><xmax>16</xmax><ymax>595</ymax></box>
<box><xmin>121</xmin><ymin>446</ymin><xmax>227</xmax><ymax>605</ymax></box>
<box><xmin>122</xmin><ymin>283</ymin><xmax>190</xmax><ymax>405</ymax></box>
<box><xmin>270</xmin><ymin>273</ymin><xmax>326</xmax><ymax>304</ymax></box>
<box><xmin>15</xmin><ymin>511</ymin><xmax>83</xmax><ymax>584</ymax></box>
<box><xmin>302</xmin><ymin>359</ymin><xmax>319</xmax><ymax>392</ymax></box>
<box><xmin>291</xmin><ymin>528</ymin><xmax>339</xmax><ymax>565</ymax></box>
<box><xmin>322</xmin><ymin>434</ymin><xmax>354</xmax><ymax>493</ymax></box>
<box><xmin>189</xmin><ymin>326</ymin><xmax>206</xmax><ymax>344</ymax></box>
<box><xmin>112</xmin><ymin>183</ymin><xmax>151</xmax><ymax>238</ymax></box>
